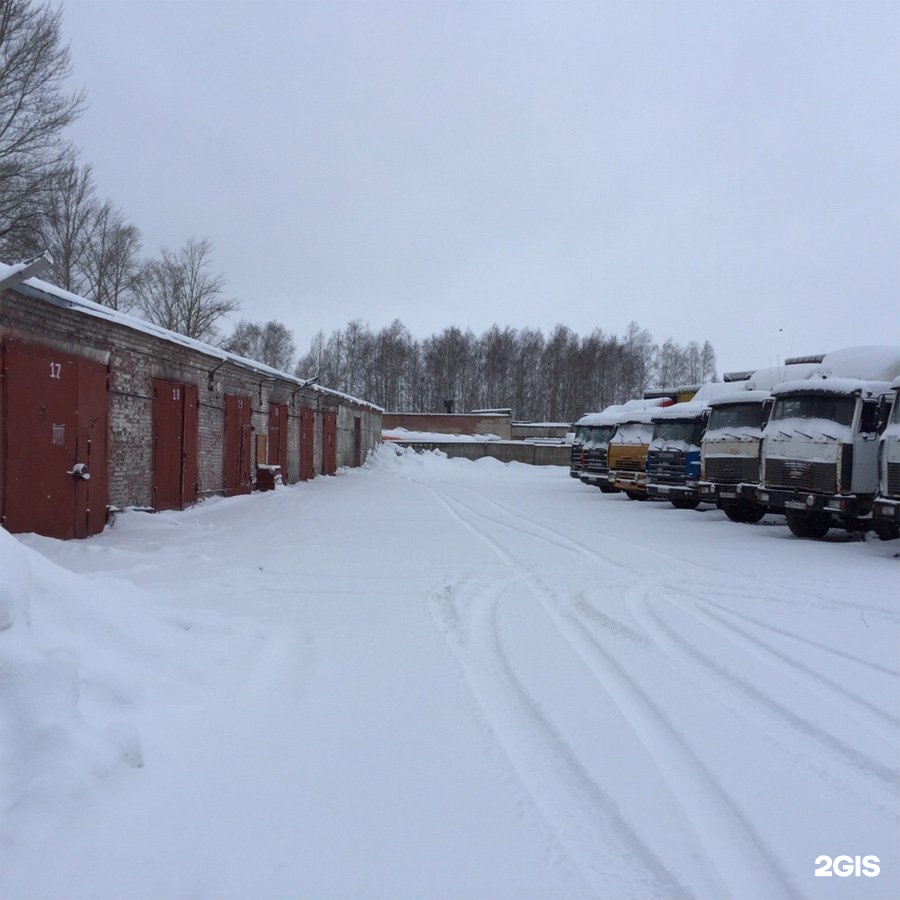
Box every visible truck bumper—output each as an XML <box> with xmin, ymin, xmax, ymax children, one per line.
<box><xmin>756</xmin><ymin>488</ymin><xmax>865</xmax><ymax>517</ymax></box>
<box><xmin>698</xmin><ymin>481</ymin><xmax>761</xmax><ymax>504</ymax></box>
<box><xmin>580</xmin><ymin>470</ymin><xmax>611</xmax><ymax>487</ymax></box>
<box><xmin>609</xmin><ymin>471</ymin><xmax>645</xmax><ymax>492</ymax></box>
<box><xmin>646</xmin><ymin>481</ymin><xmax>700</xmax><ymax>501</ymax></box>
<box><xmin>873</xmin><ymin>497</ymin><xmax>900</xmax><ymax>523</ymax></box>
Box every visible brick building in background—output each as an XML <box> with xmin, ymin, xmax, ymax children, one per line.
<box><xmin>0</xmin><ymin>261</ymin><xmax>382</xmax><ymax>540</ymax></box>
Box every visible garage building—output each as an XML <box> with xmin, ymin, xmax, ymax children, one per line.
<box><xmin>0</xmin><ymin>261</ymin><xmax>382</xmax><ymax>540</ymax></box>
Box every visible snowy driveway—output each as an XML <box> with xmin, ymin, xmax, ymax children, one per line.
<box><xmin>3</xmin><ymin>447</ymin><xmax>898</xmax><ymax>899</ymax></box>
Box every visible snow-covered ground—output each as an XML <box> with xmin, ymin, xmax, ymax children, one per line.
<box><xmin>1</xmin><ymin>446</ymin><xmax>897</xmax><ymax>899</ymax></box>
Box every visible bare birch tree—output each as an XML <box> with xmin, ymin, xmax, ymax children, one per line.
<box><xmin>40</xmin><ymin>160</ymin><xmax>96</xmax><ymax>292</ymax></box>
<box><xmin>0</xmin><ymin>0</ymin><xmax>85</xmax><ymax>255</ymax></box>
<box><xmin>83</xmin><ymin>200</ymin><xmax>142</xmax><ymax>311</ymax></box>
<box><xmin>136</xmin><ymin>238</ymin><xmax>238</xmax><ymax>342</ymax></box>
<box><xmin>224</xmin><ymin>319</ymin><xmax>296</xmax><ymax>371</ymax></box>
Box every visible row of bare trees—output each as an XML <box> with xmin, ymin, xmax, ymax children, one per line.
<box><xmin>295</xmin><ymin>320</ymin><xmax>716</xmax><ymax>421</ymax></box>
<box><xmin>2</xmin><ymin>0</ymin><xmax>717</xmax><ymax>412</ymax></box>
<box><xmin>0</xmin><ymin>0</ymin><xmax>237</xmax><ymax>342</ymax></box>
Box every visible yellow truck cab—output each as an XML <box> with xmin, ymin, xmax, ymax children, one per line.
<box><xmin>607</xmin><ymin>410</ymin><xmax>658</xmax><ymax>500</ymax></box>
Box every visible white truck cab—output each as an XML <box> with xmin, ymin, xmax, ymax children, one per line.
<box><xmin>872</xmin><ymin>375</ymin><xmax>900</xmax><ymax>539</ymax></box>
<box><xmin>698</xmin><ymin>389</ymin><xmax>773</xmax><ymax>522</ymax></box>
<box><xmin>758</xmin><ymin>377</ymin><xmax>891</xmax><ymax>537</ymax></box>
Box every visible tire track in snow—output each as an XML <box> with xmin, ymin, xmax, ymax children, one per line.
<box><xmin>667</xmin><ymin>577</ymin><xmax>900</xmax><ymax>626</ymax></box>
<box><xmin>429</xmin><ymin>481</ymin><xmax>900</xmax><ymax>785</ymax></box>
<box><xmin>429</xmin><ymin>485</ymin><xmax>799</xmax><ymax>900</ymax></box>
<box><xmin>688</xmin><ymin>600</ymin><xmax>900</xmax><ymax>739</ymax></box>
<box><xmin>432</xmin><ymin>576</ymin><xmax>688</xmax><ymax>900</ymax></box>
<box><xmin>439</xmin><ymin>480</ymin><xmax>900</xmax><ymax>624</ymax></box>
<box><xmin>698</xmin><ymin>602</ymin><xmax>900</xmax><ymax>680</ymax></box>
<box><xmin>623</xmin><ymin>587</ymin><xmax>900</xmax><ymax>815</ymax></box>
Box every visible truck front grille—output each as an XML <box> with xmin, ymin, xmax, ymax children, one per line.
<box><xmin>704</xmin><ymin>456</ymin><xmax>759</xmax><ymax>484</ymax></box>
<box><xmin>584</xmin><ymin>449</ymin><xmax>608</xmax><ymax>473</ymax></box>
<box><xmin>887</xmin><ymin>461</ymin><xmax>900</xmax><ymax>497</ymax></box>
<box><xmin>765</xmin><ymin>458</ymin><xmax>838</xmax><ymax>493</ymax></box>
<box><xmin>613</xmin><ymin>456</ymin><xmax>644</xmax><ymax>472</ymax></box>
<box><xmin>646</xmin><ymin>450</ymin><xmax>685</xmax><ymax>484</ymax></box>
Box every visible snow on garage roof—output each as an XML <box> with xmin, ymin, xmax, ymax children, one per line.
<box><xmin>0</xmin><ymin>261</ymin><xmax>383</xmax><ymax>413</ymax></box>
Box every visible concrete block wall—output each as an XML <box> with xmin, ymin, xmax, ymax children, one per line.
<box><xmin>388</xmin><ymin>440</ymin><xmax>570</xmax><ymax>466</ymax></box>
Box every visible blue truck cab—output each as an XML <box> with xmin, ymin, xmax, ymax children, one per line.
<box><xmin>645</xmin><ymin>383</ymin><xmax>738</xmax><ymax>509</ymax></box>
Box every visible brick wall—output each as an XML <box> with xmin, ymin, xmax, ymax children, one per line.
<box><xmin>1</xmin><ymin>285</ymin><xmax>382</xmax><ymax>523</ymax></box>
<box><xmin>382</xmin><ymin>412</ymin><xmax>512</xmax><ymax>439</ymax></box>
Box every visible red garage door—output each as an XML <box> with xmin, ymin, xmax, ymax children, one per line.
<box><xmin>299</xmin><ymin>407</ymin><xmax>314</xmax><ymax>481</ymax></box>
<box><xmin>322</xmin><ymin>410</ymin><xmax>337</xmax><ymax>476</ymax></box>
<box><xmin>1</xmin><ymin>339</ymin><xmax>108</xmax><ymax>539</ymax></box>
<box><xmin>152</xmin><ymin>379</ymin><xmax>198</xmax><ymax>511</ymax></box>
<box><xmin>353</xmin><ymin>416</ymin><xmax>362</xmax><ymax>468</ymax></box>
<box><xmin>223</xmin><ymin>394</ymin><xmax>252</xmax><ymax>496</ymax></box>
<box><xmin>268</xmin><ymin>401</ymin><xmax>288</xmax><ymax>476</ymax></box>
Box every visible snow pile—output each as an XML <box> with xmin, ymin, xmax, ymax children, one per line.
<box><xmin>0</xmin><ymin>525</ymin><xmax>241</xmax><ymax>850</ymax></box>
<box><xmin>382</xmin><ymin>427</ymin><xmax>501</xmax><ymax>442</ymax></box>
<box><xmin>369</xmin><ymin>442</ymin><xmax>504</xmax><ymax>474</ymax></box>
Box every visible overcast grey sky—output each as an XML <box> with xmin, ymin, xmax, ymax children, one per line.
<box><xmin>59</xmin><ymin>0</ymin><xmax>899</xmax><ymax>375</ymax></box>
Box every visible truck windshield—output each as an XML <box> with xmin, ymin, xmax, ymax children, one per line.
<box><xmin>573</xmin><ymin>426</ymin><xmax>588</xmax><ymax>443</ymax></box>
<box><xmin>588</xmin><ymin>425</ymin><xmax>617</xmax><ymax>444</ymax></box>
<box><xmin>611</xmin><ymin>422</ymin><xmax>654</xmax><ymax>444</ymax></box>
<box><xmin>653</xmin><ymin>420</ymin><xmax>703</xmax><ymax>444</ymax></box>
<box><xmin>770</xmin><ymin>395</ymin><xmax>855</xmax><ymax>427</ymax></box>
<box><xmin>708</xmin><ymin>403</ymin><xmax>763</xmax><ymax>431</ymax></box>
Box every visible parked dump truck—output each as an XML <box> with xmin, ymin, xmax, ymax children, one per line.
<box><xmin>579</xmin><ymin>398</ymin><xmax>672</xmax><ymax>493</ymax></box>
<box><xmin>873</xmin><ymin>375</ymin><xmax>900</xmax><ymax>539</ymax></box>
<box><xmin>644</xmin><ymin>382</ymin><xmax>737</xmax><ymax>509</ymax></box>
<box><xmin>757</xmin><ymin>346</ymin><xmax>900</xmax><ymax>538</ymax></box>
<box><xmin>698</xmin><ymin>362</ymin><xmax>820</xmax><ymax>523</ymax></box>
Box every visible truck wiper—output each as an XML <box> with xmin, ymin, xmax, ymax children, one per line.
<box><xmin>794</xmin><ymin>429</ymin><xmax>814</xmax><ymax>439</ymax></box>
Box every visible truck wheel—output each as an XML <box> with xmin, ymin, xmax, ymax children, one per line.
<box><xmin>786</xmin><ymin>510</ymin><xmax>830</xmax><ymax>539</ymax></box>
<box><xmin>599</xmin><ymin>484</ymin><xmax>616</xmax><ymax>494</ymax></box>
<box><xmin>724</xmin><ymin>501</ymin><xmax>765</xmax><ymax>524</ymax></box>
<box><xmin>875</xmin><ymin>522</ymin><xmax>900</xmax><ymax>541</ymax></box>
<box><xmin>671</xmin><ymin>497</ymin><xmax>700</xmax><ymax>510</ymax></box>
<box><xmin>741</xmin><ymin>503</ymin><xmax>767</xmax><ymax>524</ymax></box>
<box><xmin>625</xmin><ymin>490</ymin><xmax>645</xmax><ymax>501</ymax></box>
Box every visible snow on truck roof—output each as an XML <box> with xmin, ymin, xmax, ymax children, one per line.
<box><xmin>772</xmin><ymin>376</ymin><xmax>893</xmax><ymax>398</ymax></box>
<box><xmin>741</xmin><ymin>362</ymin><xmax>820</xmax><ymax>391</ymax></box>
<box><xmin>707</xmin><ymin>389</ymin><xmax>774</xmax><ymax>407</ymax></box>
<box><xmin>0</xmin><ymin>261</ymin><xmax>383</xmax><ymax>412</ymax></box>
<box><xmin>651</xmin><ymin>382</ymin><xmax>737</xmax><ymax>420</ymax></box>
<box><xmin>575</xmin><ymin>396</ymin><xmax>670</xmax><ymax>426</ymax></box>
<box><xmin>816</xmin><ymin>345</ymin><xmax>900</xmax><ymax>383</ymax></box>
